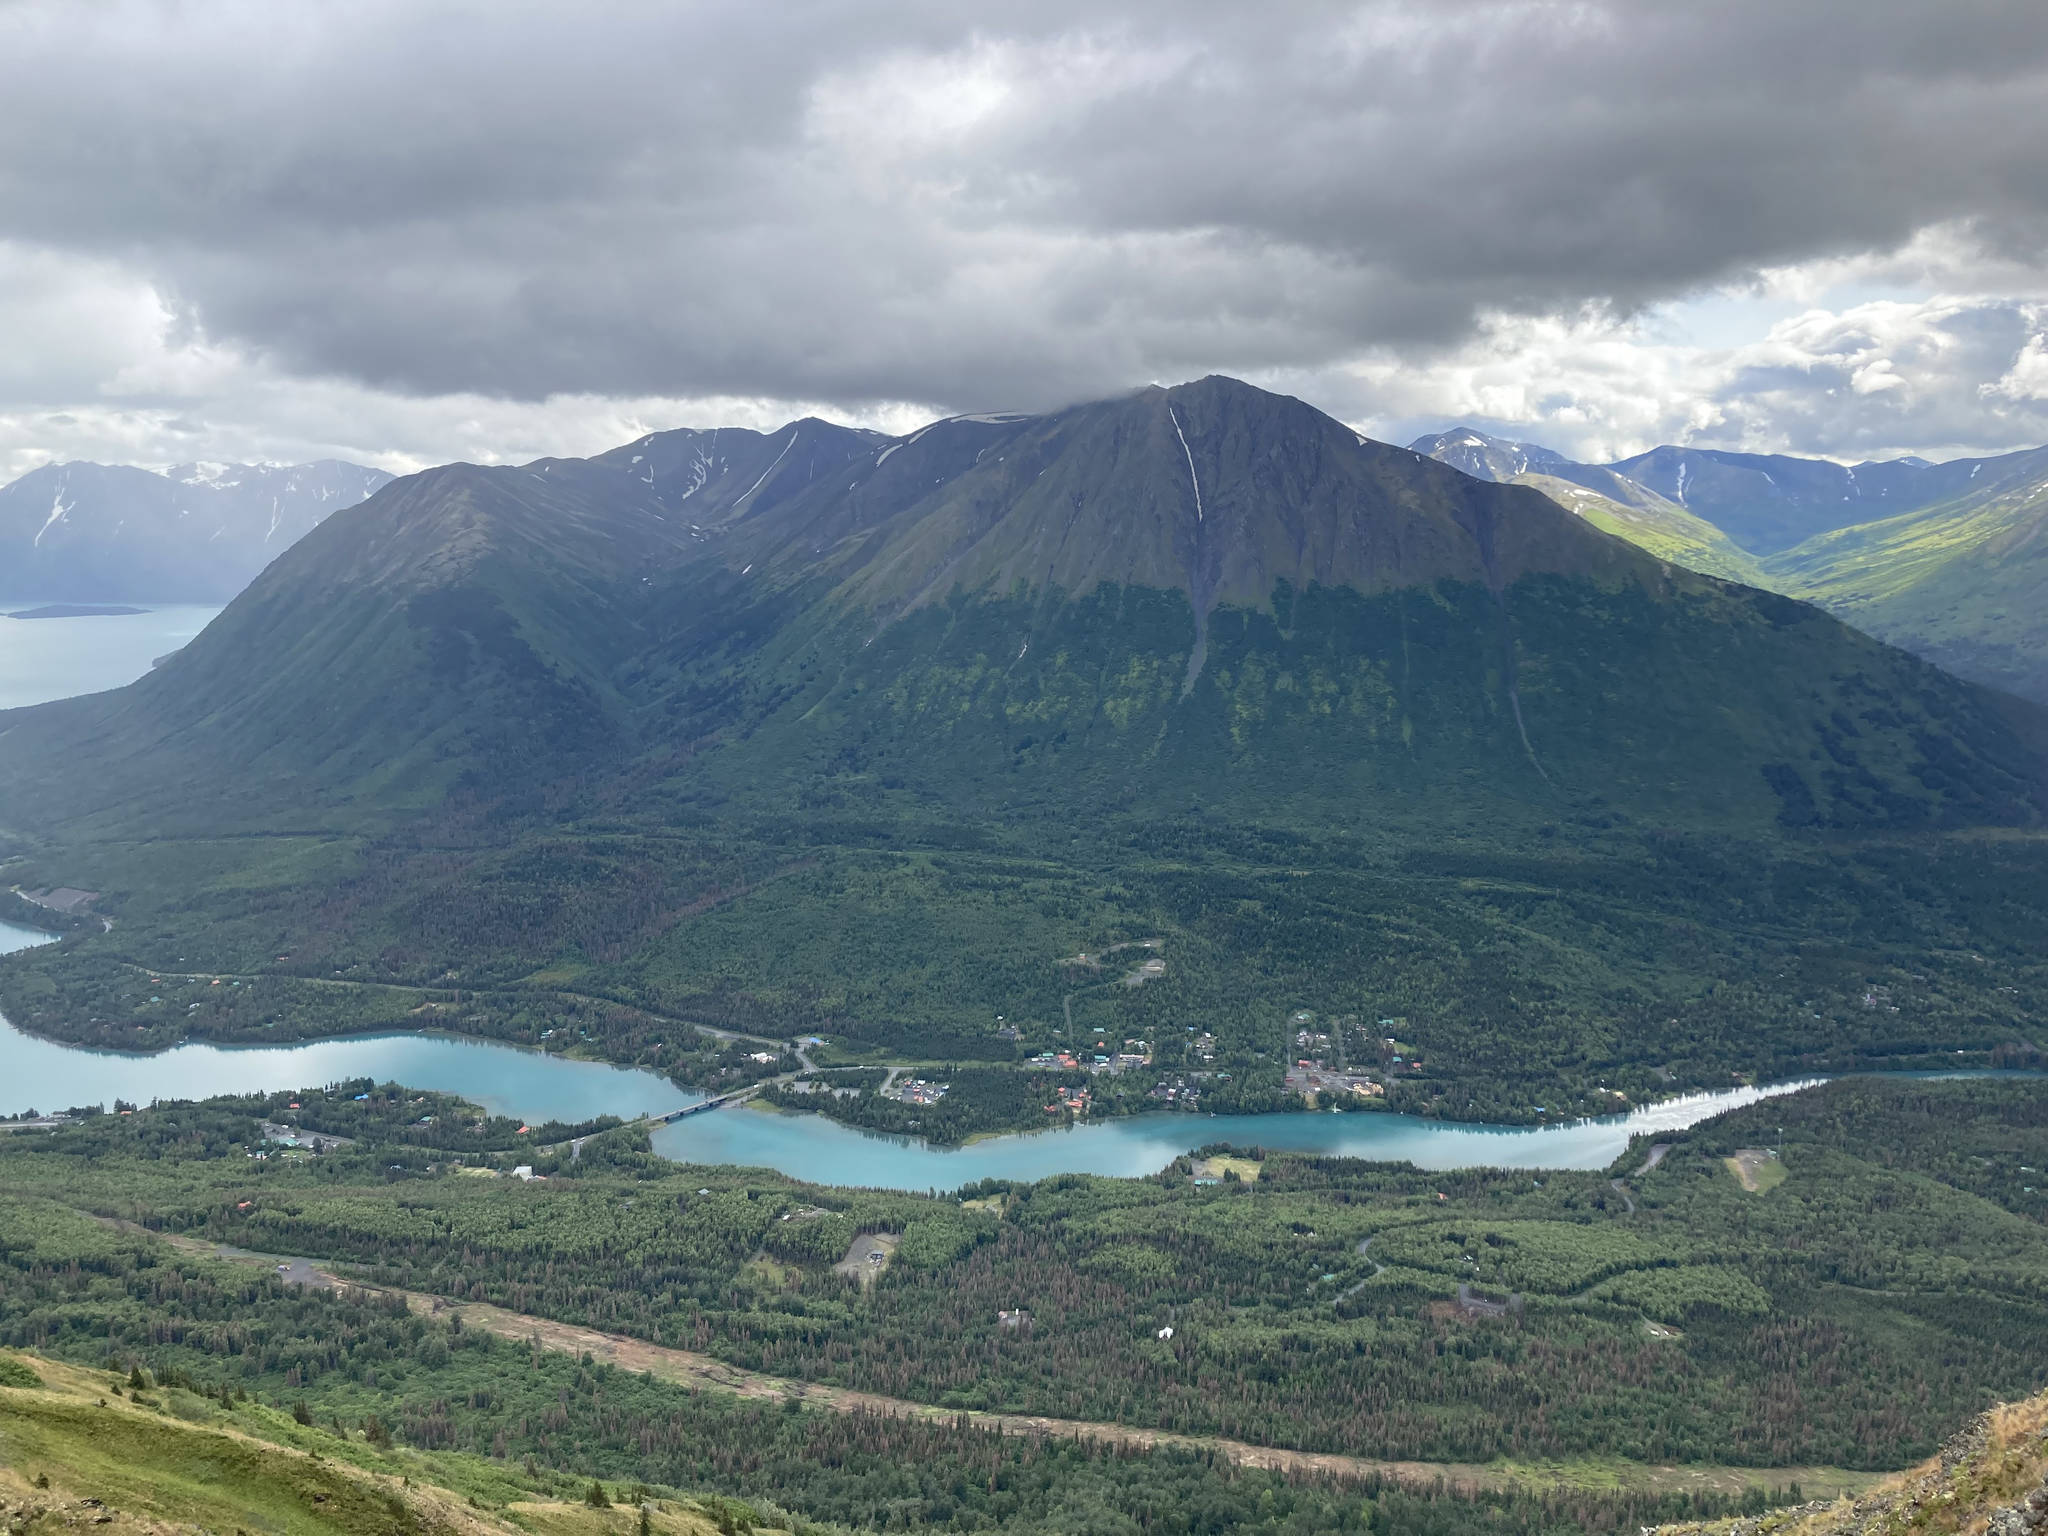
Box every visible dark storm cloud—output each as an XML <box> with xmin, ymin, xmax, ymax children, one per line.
<box><xmin>4</xmin><ymin>0</ymin><xmax>2048</xmax><ymax>412</ymax></box>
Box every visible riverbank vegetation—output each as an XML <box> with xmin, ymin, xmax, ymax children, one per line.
<box><xmin>3</xmin><ymin>813</ymin><xmax>2044</xmax><ymax>1125</ymax></box>
<box><xmin>0</xmin><ymin>940</ymin><xmax>795</xmax><ymax>1095</ymax></box>
<box><xmin>753</xmin><ymin>1063</ymin><xmax>1306</xmax><ymax>1145</ymax></box>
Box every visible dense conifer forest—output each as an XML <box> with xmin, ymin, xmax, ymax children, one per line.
<box><xmin>2</xmin><ymin>1075</ymin><xmax>2042</xmax><ymax>1530</ymax></box>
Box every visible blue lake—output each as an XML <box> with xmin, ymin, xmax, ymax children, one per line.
<box><xmin>0</xmin><ymin>600</ymin><xmax>225</xmax><ymax>711</ymax></box>
<box><xmin>3</xmin><ymin>915</ymin><xmax>1831</xmax><ymax>1187</ymax></box>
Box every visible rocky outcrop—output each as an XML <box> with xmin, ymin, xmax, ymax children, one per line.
<box><xmin>1653</xmin><ymin>1392</ymin><xmax>2048</xmax><ymax>1536</ymax></box>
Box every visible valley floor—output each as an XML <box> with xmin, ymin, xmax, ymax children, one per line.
<box><xmin>146</xmin><ymin>1225</ymin><xmax>1881</xmax><ymax>1504</ymax></box>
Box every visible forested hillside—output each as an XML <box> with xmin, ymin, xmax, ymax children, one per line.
<box><xmin>2</xmin><ymin>1077</ymin><xmax>2043</xmax><ymax>1478</ymax></box>
<box><xmin>9</xmin><ymin>1075</ymin><xmax>2043</xmax><ymax>1534</ymax></box>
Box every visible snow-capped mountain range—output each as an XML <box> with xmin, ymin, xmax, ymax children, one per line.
<box><xmin>0</xmin><ymin>459</ymin><xmax>393</xmax><ymax>602</ymax></box>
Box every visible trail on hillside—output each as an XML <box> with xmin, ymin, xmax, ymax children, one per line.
<box><xmin>138</xmin><ymin>1224</ymin><xmax>1883</xmax><ymax>1503</ymax></box>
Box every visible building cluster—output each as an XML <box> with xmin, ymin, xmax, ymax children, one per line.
<box><xmin>1284</xmin><ymin>1063</ymin><xmax>1384</xmax><ymax>1101</ymax></box>
<box><xmin>1293</xmin><ymin>1022</ymin><xmax>1333</xmax><ymax>1057</ymax></box>
<box><xmin>883</xmin><ymin>1077</ymin><xmax>949</xmax><ymax>1106</ymax></box>
<box><xmin>1025</xmin><ymin>1043</ymin><xmax>1151</xmax><ymax>1075</ymax></box>
<box><xmin>1146</xmin><ymin>1073</ymin><xmax>1207</xmax><ymax>1106</ymax></box>
<box><xmin>1381</xmin><ymin>1041</ymin><xmax>1424</xmax><ymax>1071</ymax></box>
<box><xmin>258</xmin><ymin>1121</ymin><xmax>354</xmax><ymax>1154</ymax></box>
<box><xmin>1046</xmin><ymin>1084</ymin><xmax>1091</xmax><ymax>1115</ymax></box>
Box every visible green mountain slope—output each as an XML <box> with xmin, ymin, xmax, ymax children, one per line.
<box><xmin>1412</xmin><ymin>425</ymin><xmax>2048</xmax><ymax>706</ymax></box>
<box><xmin>1409</xmin><ymin>428</ymin><xmax>1767</xmax><ymax>584</ymax></box>
<box><xmin>1765</xmin><ymin>456</ymin><xmax>2048</xmax><ymax>704</ymax></box>
<box><xmin>8</xmin><ymin>376</ymin><xmax>2030</xmax><ymax>837</ymax></box>
<box><xmin>609</xmin><ymin>380</ymin><xmax>2045</xmax><ymax>833</ymax></box>
<box><xmin>1602</xmin><ymin>444</ymin><xmax>2027</xmax><ymax>555</ymax></box>
<box><xmin>2</xmin><ymin>379</ymin><xmax>2046</xmax><ymax>1113</ymax></box>
<box><xmin>1508</xmin><ymin>472</ymin><xmax>1766</xmax><ymax>585</ymax></box>
<box><xmin>0</xmin><ymin>1351</ymin><xmax>737</xmax><ymax>1536</ymax></box>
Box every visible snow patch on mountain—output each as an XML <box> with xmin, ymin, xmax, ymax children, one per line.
<box><xmin>1</xmin><ymin>458</ymin><xmax>394</xmax><ymax>601</ymax></box>
<box><xmin>34</xmin><ymin>488</ymin><xmax>70</xmax><ymax>547</ymax></box>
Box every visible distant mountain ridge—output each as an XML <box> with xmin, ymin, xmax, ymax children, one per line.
<box><xmin>0</xmin><ymin>457</ymin><xmax>393</xmax><ymax>602</ymax></box>
<box><xmin>1606</xmin><ymin>442</ymin><xmax>2044</xmax><ymax>554</ymax></box>
<box><xmin>3</xmin><ymin>377</ymin><xmax>2041</xmax><ymax>844</ymax></box>
<box><xmin>1407</xmin><ymin>428</ymin><xmax>1768</xmax><ymax>584</ymax></box>
<box><xmin>1411</xmin><ymin>426</ymin><xmax>2048</xmax><ymax>703</ymax></box>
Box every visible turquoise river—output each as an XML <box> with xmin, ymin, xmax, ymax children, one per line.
<box><xmin>2</xmin><ymin>917</ymin><xmax>1827</xmax><ymax>1188</ymax></box>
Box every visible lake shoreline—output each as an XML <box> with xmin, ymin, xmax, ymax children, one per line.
<box><xmin>6</xmin><ymin>917</ymin><xmax>2035</xmax><ymax>1188</ymax></box>
<box><xmin>0</xmin><ymin>597</ymin><xmax>224</xmax><ymax>712</ymax></box>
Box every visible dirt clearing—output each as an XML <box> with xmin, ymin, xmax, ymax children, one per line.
<box><xmin>832</xmin><ymin>1231</ymin><xmax>899</xmax><ymax>1285</ymax></box>
<box><xmin>1725</xmin><ymin>1148</ymin><xmax>1786</xmax><ymax>1194</ymax></box>
<box><xmin>1191</xmin><ymin>1155</ymin><xmax>1262</xmax><ymax>1182</ymax></box>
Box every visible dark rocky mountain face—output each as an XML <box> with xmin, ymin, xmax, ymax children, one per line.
<box><xmin>0</xmin><ymin>458</ymin><xmax>392</xmax><ymax>602</ymax></box>
<box><xmin>2</xmin><ymin>378</ymin><xmax>2040</xmax><ymax>844</ymax></box>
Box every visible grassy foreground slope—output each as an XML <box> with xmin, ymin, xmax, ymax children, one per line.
<box><xmin>0</xmin><ymin>1353</ymin><xmax>725</xmax><ymax>1536</ymax></box>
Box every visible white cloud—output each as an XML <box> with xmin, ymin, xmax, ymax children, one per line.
<box><xmin>5</xmin><ymin>3</ymin><xmax>2048</xmax><ymax>478</ymax></box>
<box><xmin>0</xmin><ymin>253</ymin><xmax>933</xmax><ymax>483</ymax></box>
<box><xmin>6</xmin><ymin>245</ymin><xmax>2048</xmax><ymax>482</ymax></box>
<box><xmin>1331</xmin><ymin>279</ymin><xmax>2048</xmax><ymax>464</ymax></box>
<box><xmin>1984</xmin><ymin>323</ymin><xmax>2048</xmax><ymax>405</ymax></box>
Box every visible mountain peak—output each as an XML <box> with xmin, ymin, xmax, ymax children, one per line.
<box><xmin>1407</xmin><ymin>426</ymin><xmax>1573</xmax><ymax>483</ymax></box>
<box><xmin>9</xmin><ymin>375</ymin><xmax>2041</xmax><ymax>839</ymax></box>
<box><xmin>768</xmin><ymin>377</ymin><xmax>1638</xmax><ymax>627</ymax></box>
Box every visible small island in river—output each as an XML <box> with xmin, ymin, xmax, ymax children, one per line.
<box><xmin>5</xmin><ymin>604</ymin><xmax>149</xmax><ymax>620</ymax></box>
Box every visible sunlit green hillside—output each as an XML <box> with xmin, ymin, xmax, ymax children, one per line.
<box><xmin>1767</xmin><ymin>466</ymin><xmax>2048</xmax><ymax>704</ymax></box>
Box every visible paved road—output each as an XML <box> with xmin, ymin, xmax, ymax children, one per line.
<box><xmin>1337</xmin><ymin>1237</ymin><xmax>1385</xmax><ymax>1300</ymax></box>
<box><xmin>1607</xmin><ymin>1143</ymin><xmax>1671</xmax><ymax>1215</ymax></box>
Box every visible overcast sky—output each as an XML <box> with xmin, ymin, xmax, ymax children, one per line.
<box><xmin>5</xmin><ymin>0</ymin><xmax>2048</xmax><ymax>479</ymax></box>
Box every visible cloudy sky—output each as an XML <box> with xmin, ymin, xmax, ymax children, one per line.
<box><xmin>5</xmin><ymin>0</ymin><xmax>2048</xmax><ymax>479</ymax></box>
